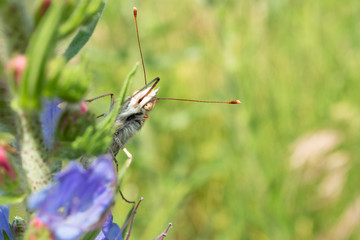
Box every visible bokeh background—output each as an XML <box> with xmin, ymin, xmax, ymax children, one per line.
<box><xmin>77</xmin><ymin>0</ymin><xmax>360</xmax><ymax>239</ymax></box>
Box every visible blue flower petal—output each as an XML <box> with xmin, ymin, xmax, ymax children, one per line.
<box><xmin>54</xmin><ymin>225</ymin><xmax>82</xmax><ymax>240</ymax></box>
<box><xmin>27</xmin><ymin>187</ymin><xmax>50</xmax><ymax>210</ymax></box>
<box><xmin>107</xmin><ymin>223</ymin><xmax>122</xmax><ymax>240</ymax></box>
<box><xmin>40</xmin><ymin>98</ymin><xmax>63</xmax><ymax>150</ymax></box>
<box><xmin>95</xmin><ymin>212</ymin><xmax>122</xmax><ymax>240</ymax></box>
<box><xmin>28</xmin><ymin>155</ymin><xmax>116</xmax><ymax>240</ymax></box>
<box><xmin>0</xmin><ymin>205</ymin><xmax>14</xmax><ymax>240</ymax></box>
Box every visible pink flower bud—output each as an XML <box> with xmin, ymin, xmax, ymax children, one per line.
<box><xmin>0</xmin><ymin>145</ymin><xmax>16</xmax><ymax>180</ymax></box>
<box><xmin>79</xmin><ymin>101</ymin><xmax>88</xmax><ymax>114</ymax></box>
<box><xmin>32</xmin><ymin>218</ymin><xmax>45</xmax><ymax>229</ymax></box>
<box><xmin>6</xmin><ymin>55</ymin><xmax>27</xmax><ymax>86</ymax></box>
<box><xmin>29</xmin><ymin>218</ymin><xmax>55</xmax><ymax>240</ymax></box>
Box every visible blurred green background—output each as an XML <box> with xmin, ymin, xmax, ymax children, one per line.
<box><xmin>79</xmin><ymin>0</ymin><xmax>360</xmax><ymax>239</ymax></box>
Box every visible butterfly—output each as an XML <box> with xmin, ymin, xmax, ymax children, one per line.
<box><xmin>88</xmin><ymin>7</ymin><xmax>240</xmax><ymax>170</ymax></box>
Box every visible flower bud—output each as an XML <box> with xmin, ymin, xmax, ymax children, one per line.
<box><xmin>0</xmin><ymin>145</ymin><xmax>16</xmax><ymax>182</ymax></box>
<box><xmin>56</xmin><ymin>102</ymin><xmax>95</xmax><ymax>142</ymax></box>
<box><xmin>6</xmin><ymin>55</ymin><xmax>27</xmax><ymax>87</ymax></box>
<box><xmin>56</xmin><ymin>64</ymin><xmax>91</xmax><ymax>103</ymax></box>
<box><xmin>11</xmin><ymin>216</ymin><xmax>27</xmax><ymax>239</ymax></box>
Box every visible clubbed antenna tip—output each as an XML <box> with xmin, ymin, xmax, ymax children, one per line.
<box><xmin>133</xmin><ymin>6</ymin><xmax>147</xmax><ymax>84</ymax></box>
<box><xmin>230</xmin><ymin>100</ymin><xmax>241</xmax><ymax>104</ymax></box>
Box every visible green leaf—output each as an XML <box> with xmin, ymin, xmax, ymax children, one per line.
<box><xmin>0</xmin><ymin>132</ymin><xmax>14</xmax><ymax>142</ymax></box>
<box><xmin>63</xmin><ymin>1</ymin><xmax>106</xmax><ymax>61</ymax></box>
<box><xmin>3</xmin><ymin>230</ymin><xmax>11</xmax><ymax>240</ymax></box>
<box><xmin>19</xmin><ymin>1</ymin><xmax>64</xmax><ymax>109</ymax></box>
<box><xmin>0</xmin><ymin>192</ymin><xmax>26</xmax><ymax>205</ymax></box>
<box><xmin>86</xmin><ymin>0</ymin><xmax>104</xmax><ymax>16</ymax></box>
<box><xmin>59</xmin><ymin>0</ymin><xmax>105</xmax><ymax>38</ymax></box>
<box><xmin>119</xmin><ymin>62</ymin><xmax>139</xmax><ymax>105</ymax></box>
<box><xmin>58</xmin><ymin>0</ymin><xmax>91</xmax><ymax>37</ymax></box>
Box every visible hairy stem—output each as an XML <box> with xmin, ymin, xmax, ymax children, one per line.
<box><xmin>18</xmin><ymin>110</ymin><xmax>51</xmax><ymax>191</ymax></box>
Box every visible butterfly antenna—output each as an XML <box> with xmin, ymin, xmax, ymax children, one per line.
<box><xmin>156</xmin><ymin>97</ymin><xmax>241</xmax><ymax>104</ymax></box>
<box><xmin>133</xmin><ymin>7</ymin><xmax>147</xmax><ymax>85</ymax></box>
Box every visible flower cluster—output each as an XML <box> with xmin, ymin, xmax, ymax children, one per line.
<box><xmin>0</xmin><ymin>0</ymin><xmax>154</xmax><ymax>239</ymax></box>
<box><xmin>0</xmin><ymin>0</ymin><xmax>174</xmax><ymax>239</ymax></box>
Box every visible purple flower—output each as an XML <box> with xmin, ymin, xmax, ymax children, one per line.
<box><xmin>40</xmin><ymin>98</ymin><xmax>63</xmax><ymax>150</ymax></box>
<box><xmin>95</xmin><ymin>212</ymin><xmax>122</xmax><ymax>240</ymax></box>
<box><xmin>96</xmin><ymin>197</ymin><xmax>144</xmax><ymax>240</ymax></box>
<box><xmin>28</xmin><ymin>155</ymin><xmax>116</xmax><ymax>240</ymax></box>
<box><xmin>0</xmin><ymin>205</ymin><xmax>14</xmax><ymax>240</ymax></box>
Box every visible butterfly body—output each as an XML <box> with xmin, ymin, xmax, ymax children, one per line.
<box><xmin>108</xmin><ymin>79</ymin><xmax>159</xmax><ymax>158</ymax></box>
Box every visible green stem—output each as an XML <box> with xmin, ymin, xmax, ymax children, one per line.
<box><xmin>17</xmin><ymin>110</ymin><xmax>51</xmax><ymax>192</ymax></box>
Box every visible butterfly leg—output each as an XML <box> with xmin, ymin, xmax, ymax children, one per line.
<box><xmin>111</xmin><ymin>136</ymin><xmax>133</xmax><ymax>168</ymax></box>
<box><xmin>85</xmin><ymin>93</ymin><xmax>115</xmax><ymax>114</ymax></box>
<box><xmin>110</xmin><ymin>148</ymin><xmax>135</xmax><ymax>204</ymax></box>
<box><xmin>108</xmin><ymin>149</ymin><xmax>119</xmax><ymax>172</ymax></box>
<box><xmin>122</xmin><ymin>147</ymin><xmax>133</xmax><ymax>167</ymax></box>
<box><xmin>116</xmin><ymin>146</ymin><xmax>135</xmax><ymax>204</ymax></box>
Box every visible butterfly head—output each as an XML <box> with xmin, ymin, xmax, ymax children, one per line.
<box><xmin>129</xmin><ymin>77</ymin><xmax>160</xmax><ymax>112</ymax></box>
<box><xmin>115</xmin><ymin>77</ymin><xmax>160</xmax><ymax>130</ymax></box>
<box><xmin>129</xmin><ymin>85</ymin><xmax>159</xmax><ymax>112</ymax></box>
